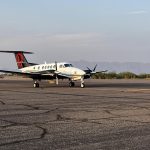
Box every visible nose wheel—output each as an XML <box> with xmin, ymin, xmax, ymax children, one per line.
<box><xmin>81</xmin><ymin>77</ymin><xmax>85</xmax><ymax>88</ymax></box>
<box><xmin>81</xmin><ymin>82</ymin><xmax>85</xmax><ymax>88</ymax></box>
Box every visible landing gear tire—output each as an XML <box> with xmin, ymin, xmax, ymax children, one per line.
<box><xmin>69</xmin><ymin>82</ymin><xmax>75</xmax><ymax>87</ymax></box>
<box><xmin>81</xmin><ymin>83</ymin><xmax>85</xmax><ymax>88</ymax></box>
<box><xmin>33</xmin><ymin>82</ymin><xmax>39</xmax><ymax>88</ymax></box>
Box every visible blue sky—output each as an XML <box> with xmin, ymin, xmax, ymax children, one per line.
<box><xmin>0</xmin><ymin>0</ymin><xmax>150</xmax><ymax>68</ymax></box>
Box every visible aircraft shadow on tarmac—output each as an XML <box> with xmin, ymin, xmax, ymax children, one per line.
<box><xmin>42</xmin><ymin>82</ymin><xmax>150</xmax><ymax>89</ymax></box>
<box><xmin>89</xmin><ymin>83</ymin><xmax>150</xmax><ymax>88</ymax></box>
<box><xmin>1</xmin><ymin>80</ymin><xmax>150</xmax><ymax>89</ymax></box>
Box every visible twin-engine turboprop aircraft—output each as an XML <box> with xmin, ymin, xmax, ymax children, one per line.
<box><xmin>0</xmin><ymin>51</ymin><xmax>106</xmax><ymax>88</ymax></box>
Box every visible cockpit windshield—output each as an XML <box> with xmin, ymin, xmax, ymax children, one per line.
<box><xmin>64</xmin><ymin>64</ymin><xmax>73</xmax><ymax>67</ymax></box>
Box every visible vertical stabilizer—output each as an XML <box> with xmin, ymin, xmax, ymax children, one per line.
<box><xmin>0</xmin><ymin>50</ymin><xmax>33</xmax><ymax>69</ymax></box>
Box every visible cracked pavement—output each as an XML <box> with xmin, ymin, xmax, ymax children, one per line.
<box><xmin>0</xmin><ymin>79</ymin><xmax>150</xmax><ymax>149</ymax></box>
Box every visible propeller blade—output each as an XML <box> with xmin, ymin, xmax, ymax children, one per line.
<box><xmin>87</xmin><ymin>67</ymin><xmax>92</xmax><ymax>71</ymax></box>
<box><xmin>93</xmin><ymin>64</ymin><xmax>97</xmax><ymax>72</ymax></box>
<box><xmin>55</xmin><ymin>61</ymin><xmax>59</xmax><ymax>85</ymax></box>
<box><xmin>55</xmin><ymin>61</ymin><xmax>57</xmax><ymax>71</ymax></box>
<box><xmin>85</xmin><ymin>64</ymin><xmax>107</xmax><ymax>76</ymax></box>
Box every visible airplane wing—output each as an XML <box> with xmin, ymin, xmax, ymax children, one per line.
<box><xmin>0</xmin><ymin>70</ymin><xmax>31</xmax><ymax>75</ymax></box>
<box><xmin>91</xmin><ymin>70</ymin><xmax>108</xmax><ymax>74</ymax></box>
<box><xmin>0</xmin><ymin>70</ymin><xmax>45</xmax><ymax>80</ymax></box>
<box><xmin>0</xmin><ymin>69</ymin><xmax>69</xmax><ymax>80</ymax></box>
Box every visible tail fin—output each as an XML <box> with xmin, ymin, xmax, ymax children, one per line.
<box><xmin>0</xmin><ymin>50</ymin><xmax>34</xmax><ymax>69</ymax></box>
<box><xmin>14</xmin><ymin>51</ymin><xmax>32</xmax><ymax>69</ymax></box>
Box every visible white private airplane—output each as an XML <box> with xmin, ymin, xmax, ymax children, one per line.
<box><xmin>0</xmin><ymin>51</ymin><xmax>106</xmax><ymax>88</ymax></box>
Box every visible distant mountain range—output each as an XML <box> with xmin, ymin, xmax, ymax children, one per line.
<box><xmin>71</xmin><ymin>61</ymin><xmax>150</xmax><ymax>74</ymax></box>
<box><xmin>1</xmin><ymin>61</ymin><xmax>150</xmax><ymax>75</ymax></box>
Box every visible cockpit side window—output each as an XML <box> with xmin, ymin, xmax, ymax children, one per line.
<box><xmin>64</xmin><ymin>64</ymin><xmax>69</xmax><ymax>67</ymax></box>
<box><xmin>53</xmin><ymin>65</ymin><xmax>56</xmax><ymax>69</ymax></box>
<box><xmin>64</xmin><ymin>64</ymin><xmax>73</xmax><ymax>67</ymax></box>
<box><xmin>70</xmin><ymin>64</ymin><xmax>73</xmax><ymax>67</ymax></box>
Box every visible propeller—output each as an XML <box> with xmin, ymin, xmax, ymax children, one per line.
<box><xmin>55</xmin><ymin>61</ymin><xmax>58</xmax><ymax>71</ymax></box>
<box><xmin>55</xmin><ymin>61</ymin><xmax>58</xmax><ymax>85</ymax></box>
<box><xmin>93</xmin><ymin>64</ymin><xmax>97</xmax><ymax>72</ymax></box>
<box><xmin>87</xmin><ymin>64</ymin><xmax>98</xmax><ymax>74</ymax></box>
<box><xmin>86</xmin><ymin>64</ymin><xmax>107</xmax><ymax>74</ymax></box>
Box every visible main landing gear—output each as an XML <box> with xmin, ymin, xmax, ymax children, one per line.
<box><xmin>33</xmin><ymin>81</ymin><xmax>39</xmax><ymax>88</ymax></box>
<box><xmin>69</xmin><ymin>81</ymin><xmax>75</xmax><ymax>87</ymax></box>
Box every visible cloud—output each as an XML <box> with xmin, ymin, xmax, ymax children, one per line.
<box><xmin>0</xmin><ymin>32</ymin><xmax>106</xmax><ymax>64</ymax></box>
<box><xmin>128</xmin><ymin>10</ymin><xmax>148</xmax><ymax>15</ymax></box>
<box><xmin>0</xmin><ymin>32</ymin><xmax>103</xmax><ymax>49</ymax></box>
<box><xmin>0</xmin><ymin>31</ymin><xmax>150</xmax><ymax>65</ymax></box>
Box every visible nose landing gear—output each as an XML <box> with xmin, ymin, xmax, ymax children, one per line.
<box><xmin>81</xmin><ymin>82</ymin><xmax>85</xmax><ymax>88</ymax></box>
<box><xmin>81</xmin><ymin>77</ymin><xmax>85</xmax><ymax>88</ymax></box>
<box><xmin>69</xmin><ymin>77</ymin><xmax>85</xmax><ymax>88</ymax></box>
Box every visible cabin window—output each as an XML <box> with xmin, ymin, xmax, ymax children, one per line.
<box><xmin>53</xmin><ymin>65</ymin><xmax>56</xmax><ymax>69</ymax></box>
<box><xmin>59</xmin><ymin>65</ymin><xmax>63</xmax><ymax>68</ymax></box>
<box><xmin>42</xmin><ymin>66</ymin><xmax>44</xmax><ymax>70</ymax></box>
<box><xmin>38</xmin><ymin>66</ymin><xmax>40</xmax><ymax>70</ymax></box>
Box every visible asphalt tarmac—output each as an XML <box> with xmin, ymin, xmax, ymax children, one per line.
<box><xmin>0</xmin><ymin>79</ymin><xmax>150</xmax><ymax>150</ymax></box>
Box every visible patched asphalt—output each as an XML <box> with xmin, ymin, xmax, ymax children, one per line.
<box><xmin>0</xmin><ymin>79</ymin><xmax>150</xmax><ymax>150</ymax></box>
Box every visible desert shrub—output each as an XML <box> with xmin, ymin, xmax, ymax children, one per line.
<box><xmin>137</xmin><ymin>74</ymin><xmax>150</xmax><ymax>79</ymax></box>
<box><xmin>92</xmin><ymin>72</ymin><xmax>138</xmax><ymax>79</ymax></box>
<box><xmin>118</xmin><ymin>72</ymin><xmax>137</xmax><ymax>79</ymax></box>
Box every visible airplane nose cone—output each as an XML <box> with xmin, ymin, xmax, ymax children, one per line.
<box><xmin>73</xmin><ymin>68</ymin><xmax>86</xmax><ymax>76</ymax></box>
<box><xmin>80</xmin><ymin>70</ymin><xmax>86</xmax><ymax>76</ymax></box>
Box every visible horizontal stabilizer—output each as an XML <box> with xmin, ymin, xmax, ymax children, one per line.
<box><xmin>0</xmin><ymin>50</ymin><xmax>33</xmax><ymax>54</ymax></box>
<box><xmin>0</xmin><ymin>50</ymin><xmax>34</xmax><ymax>69</ymax></box>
